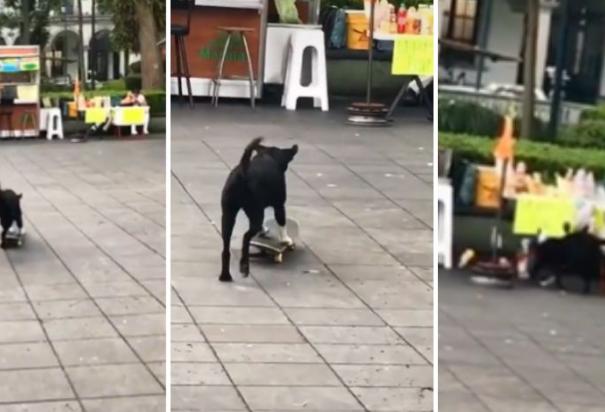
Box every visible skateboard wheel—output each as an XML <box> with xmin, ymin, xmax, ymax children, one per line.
<box><xmin>274</xmin><ymin>254</ymin><xmax>283</xmax><ymax>263</ymax></box>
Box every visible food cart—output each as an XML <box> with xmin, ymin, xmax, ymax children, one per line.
<box><xmin>0</xmin><ymin>46</ymin><xmax>40</xmax><ymax>138</ymax></box>
<box><xmin>171</xmin><ymin>0</ymin><xmax>319</xmax><ymax>100</ymax></box>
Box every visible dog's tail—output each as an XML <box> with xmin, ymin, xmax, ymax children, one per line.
<box><xmin>240</xmin><ymin>137</ymin><xmax>263</xmax><ymax>171</ymax></box>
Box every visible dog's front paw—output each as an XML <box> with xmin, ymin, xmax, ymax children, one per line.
<box><xmin>219</xmin><ymin>272</ymin><xmax>233</xmax><ymax>282</ymax></box>
<box><xmin>281</xmin><ymin>235</ymin><xmax>294</xmax><ymax>247</ymax></box>
<box><xmin>240</xmin><ymin>260</ymin><xmax>250</xmax><ymax>277</ymax></box>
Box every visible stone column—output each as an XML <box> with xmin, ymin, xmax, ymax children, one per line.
<box><xmin>536</xmin><ymin>0</ymin><xmax>558</xmax><ymax>89</ymax></box>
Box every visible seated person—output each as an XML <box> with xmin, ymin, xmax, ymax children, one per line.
<box><xmin>120</xmin><ymin>89</ymin><xmax>147</xmax><ymax>106</ymax></box>
<box><xmin>90</xmin><ymin>89</ymin><xmax>147</xmax><ymax>134</ymax></box>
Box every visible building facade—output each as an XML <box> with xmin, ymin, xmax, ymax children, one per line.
<box><xmin>0</xmin><ymin>0</ymin><xmax>138</xmax><ymax>84</ymax></box>
<box><xmin>439</xmin><ymin>0</ymin><xmax>605</xmax><ymax>104</ymax></box>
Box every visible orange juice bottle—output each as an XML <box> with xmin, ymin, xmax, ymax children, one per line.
<box><xmin>405</xmin><ymin>6</ymin><xmax>416</xmax><ymax>33</ymax></box>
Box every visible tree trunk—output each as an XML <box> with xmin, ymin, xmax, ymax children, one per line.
<box><xmin>134</xmin><ymin>0</ymin><xmax>163</xmax><ymax>89</ymax></box>
<box><xmin>20</xmin><ymin>0</ymin><xmax>31</xmax><ymax>44</ymax></box>
<box><xmin>521</xmin><ymin>0</ymin><xmax>539</xmax><ymax>139</ymax></box>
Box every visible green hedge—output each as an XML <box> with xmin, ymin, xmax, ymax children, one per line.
<box><xmin>438</xmin><ymin>99</ymin><xmax>551</xmax><ymax>141</ymax></box>
<box><xmin>41</xmin><ymin>90</ymin><xmax>166</xmax><ymax>117</ymax></box>
<box><xmin>440</xmin><ymin>132</ymin><xmax>605</xmax><ymax>180</ymax></box>
<box><xmin>559</xmin><ymin>120</ymin><xmax>605</xmax><ymax>149</ymax></box>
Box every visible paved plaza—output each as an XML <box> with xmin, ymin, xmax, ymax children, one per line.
<box><xmin>0</xmin><ymin>138</ymin><xmax>166</xmax><ymax>411</ymax></box>
<box><xmin>171</xmin><ymin>102</ymin><xmax>434</xmax><ymax>411</ymax></box>
<box><xmin>439</xmin><ymin>269</ymin><xmax>605</xmax><ymax>412</ymax></box>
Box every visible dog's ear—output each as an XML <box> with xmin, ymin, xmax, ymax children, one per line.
<box><xmin>286</xmin><ymin>145</ymin><xmax>298</xmax><ymax>161</ymax></box>
<box><xmin>18</xmin><ymin>194</ymin><xmax>22</xmax><ymax>199</ymax></box>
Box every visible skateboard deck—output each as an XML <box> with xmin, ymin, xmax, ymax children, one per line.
<box><xmin>250</xmin><ymin>219</ymin><xmax>299</xmax><ymax>263</ymax></box>
<box><xmin>4</xmin><ymin>224</ymin><xmax>25</xmax><ymax>248</ymax></box>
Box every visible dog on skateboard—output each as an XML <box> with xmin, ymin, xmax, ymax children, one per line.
<box><xmin>0</xmin><ymin>186</ymin><xmax>24</xmax><ymax>249</ymax></box>
<box><xmin>219</xmin><ymin>137</ymin><xmax>298</xmax><ymax>282</ymax></box>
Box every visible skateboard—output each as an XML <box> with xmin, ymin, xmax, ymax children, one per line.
<box><xmin>250</xmin><ymin>218</ymin><xmax>299</xmax><ymax>263</ymax></box>
<box><xmin>4</xmin><ymin>223</ymin><xmax>25</xmax><ymax>248</ymax></box>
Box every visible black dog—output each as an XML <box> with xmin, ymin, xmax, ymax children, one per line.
<box><xmin>528</xmin><ymin>227</ymin><xmax>604</xmax><ymax>294</ymax></box>
<box><xmin>219</xmin><ymin>137</ymin><xmax>298</xmax><ymax>282</ymax></box>
<box><xmin>0</xmin><ymin>188</ymin><xmax>23</xmax><ymax>249</ymax></box>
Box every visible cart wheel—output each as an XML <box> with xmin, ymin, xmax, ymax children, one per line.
<box><xmin>274</xmin><ymin>253</ymin><xmax>283</xmax><ymax>263</ymax></box>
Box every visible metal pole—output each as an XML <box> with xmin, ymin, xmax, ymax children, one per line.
<box><xmin>91</xmin><ymin>0</ymin><xmax>96</xmax><ymax>90</ymax></box>
<box><xmin>77</xmin><ymin>0</ymin><xmax>85</xmax><ymax>85</ymax></box>
<box><xmin>475</xmin><ymin>0</ymin><xmax>494</xmax><ymax>90</ymax></box>
<box><xmin>548</xmin><ymin>0</ymin><xmax>569</xmax><ymax>138</ymax></box>
<box><xmin>366</xmin><ymin>0</ymin><xmax>376</xmax><ymax>104</ymax></box>
<box><xmin>521</xmin><ymin>0</ymin><xmax>539</xmax><ymax>139</ymax></box>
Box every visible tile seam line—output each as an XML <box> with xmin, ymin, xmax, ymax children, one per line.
<box><xmin>444</xmin><ymin>311</ymin><xmax>564</xmax><ymax>412</ymax></box>
<box><xmin>300</xmin><ymin>140</ymin><xmax>433</xmax><ymax>230</ymax></box>
<box><xmin>512</xmin><ymin>319</ymin><xmax>605</xmax><ymax>399</ymax></box>
<box><xmin>197</xmin><ymin>138</ymin><xmax>433</xmax><ymax>366</ymax></box>
<box><xmin>192</xmin><ymin>141</ymin><xmax>423</xmax><ymax>412</ymax></box>
<box><xmin>15</xmin><ymin>147</ymin><xmax>166</xmax><ymax>237</ymax></box>
<box><xmin>4</xmin><ymin>218</ymin><xmax>165</xmax><ymax>393</ymax></box>
<box><xmin>4</xmin><ymin>153</ymin><xmax>166</xmax><ymax>309</ymax></box>
<box><xmin>171</xmin><ymin>286</ymin><xmax>254</xmax><ymax>412</ymax></box>
<box><xmin>173</xmin><ymin>171</ymin><xmax>371</xmax><ymax>412</ymax></box>
<box><xmin>291</xmin><ymin>146</ymin><xmax>432</xmax><ymax>288</ymax></box>
<box><xmin>5</xmin><ymin>251</ymin><xmax>86</xmax><ymax>412</ymax></box>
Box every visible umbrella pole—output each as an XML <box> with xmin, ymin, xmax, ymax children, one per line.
<box><xmin>492</xmin><ymin>158</ymin><xmax>509</xmax><ymax>261</ymax></box>
<box><xmin>346</xmin><ymin>0</ymin><xmax>389</xmax><ymax>126</ymax></box>
<box><xmin>366</xmin><ymin>0</ymin><xmax>375</xmax><ymax>104</ymax></box>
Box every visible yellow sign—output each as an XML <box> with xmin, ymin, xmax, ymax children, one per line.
<box><xmin>513</xmin><ymin>195</ymin><xmax>576</xmax><ymax>238</ymax></box>
<box><xmin>392</xmin><ymin>35</ymin><xmax>434</xmax><ymax>76</ymax></box>
<box><xmin>85</xmin><ymin>108</ymin><xmax>109</xmax><ymax>124</ymax></box>
<box><xmin>17</xmin><ymin>85</ymin><xmax>38</xmax><ymax>101</ymax></box>
<box><xmin>594</xmin><ymin>207</ymin><xmax>605</xmax><ymax>233</ymax></box>
<box><xmin>121</xmin><ymin>107</ymin><xmax>145</xmax><ymax>124</ymax></box>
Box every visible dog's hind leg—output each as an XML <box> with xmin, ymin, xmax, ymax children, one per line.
<box><xmin>0</xmin><ymin>227</ymin><xmax>6</xmax><ymax>249</ymax></box>
<box><xmin>240</xmin><ymin>207</ymin><xmax>264</xmax><ymax>277</ymax></box>
<box><xmin>274</xmin><ymin>204</ymin><xmax>293</xmax><ymax>246</ymax></box>
<box><xmin>219</xmin><ymin>210</ymin><xmax>237</xmax><ymax>282</ymax></box>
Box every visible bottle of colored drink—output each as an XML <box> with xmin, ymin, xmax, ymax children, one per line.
<box><xmin>405</xmin><ymin>6</ymin><xmax>416</xmax><ymax>34</ymax></box>
<box><xmin>397</xmin><ymin>4</ymin><xmax>406</xmax><ymax>34</ymax></box>
<box><xmin>389</xmin><ymin>4</ymin><xmax>397</xmax><ymax>33</ymax></box>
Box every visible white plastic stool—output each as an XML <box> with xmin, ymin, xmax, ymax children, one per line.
<box><xmin>438</xmin><ymin>179</ymin><xmax>453</xmax><ymax>269</ymax></box>
<box><xmin>45</xmin><ymin>108</ymin><xmax>63</xmax><ymax>140</ymax></box>
<box><xmin>282</xmin><ymin>29</ymin><xmax>329</xmax><ymax>112</ymax></box>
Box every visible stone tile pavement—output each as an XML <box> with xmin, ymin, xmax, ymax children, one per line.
<box><xmin>439</xmin><ymin>269</ymin><xmax>605</xmax><ymax>412</ymax></box>
<box><xmin>171</xmin><ymin>103</ymin><xmax>434</xmax><ymax>411</ymax></box>
<box><xmin>0</xmin><ymin>138</ymin><xmax>166</xmax><ymax>411</ymax></box>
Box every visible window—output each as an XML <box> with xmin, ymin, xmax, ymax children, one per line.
<box><xmin>441</xmin><ymin>0</ymin><xmax>481</xmax><ymax>45</ymax></box>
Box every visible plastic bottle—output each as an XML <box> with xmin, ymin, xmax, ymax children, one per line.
<box><xmin>405</xmin><ymin>6</ymin><xmax>416</xmax><ymax>34</ymax></box>
<box><xmin>389</xmin><ymin>4</ymin><xmax>397</xmax><ymax>34</ymax></box>
<box><xmin>418</xmin><ymin>5</ymin><xmax>427</xmax><ymax>35</ymax></box>
<box><xmin>397</xmin><ymin>4</ymin><xmax>406</xmax><ymax>34</ymax></box>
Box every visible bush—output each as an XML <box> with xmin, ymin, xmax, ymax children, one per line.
<box><xmin>439</xmin><ymin>99</ymin><xmax>551</xmax><ymax>140</ymax></box>
<box><xmin>440</xmin><ymin>132</ymin><xmax>605</xmax><ymax>180</ymax></box>
<box><xmin>559</xmin><ymin>120</ymin><xmax>605</xmax><ymax>149</ymax></box>
<box><xmin>98</xmin><ymin>78</ymin><xmax>126</xmax><ymax>91</ymax></box>
<box><xmin>438</xmin><ymin>100</ymin><xmax>502</xmax><ymax>137</ymax></box>
<box><xmin>580</xmin><ymin>105</ymin><xmax>605</xmax><ymax>122</ymax></box>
